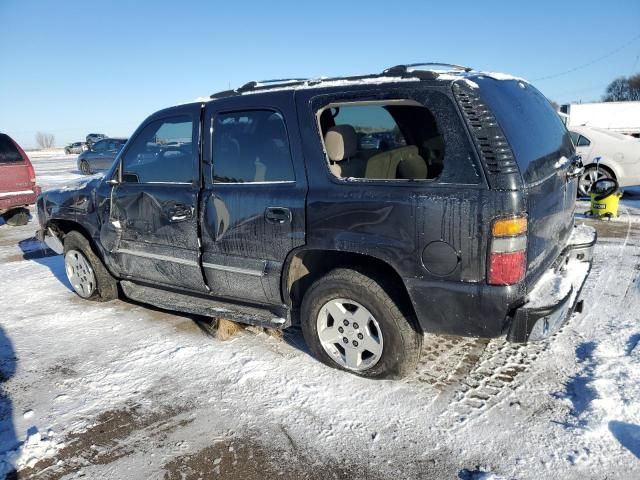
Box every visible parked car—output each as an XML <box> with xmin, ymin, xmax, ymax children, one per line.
<box><xmin>0</xmin><ymin>133</ymin><xmax>41</xmax><ymax>226</ymax></box>
<box><xmin>85</xmin><ymin>133</ymin><xmax>107</xmax><ymax>147</ymax></box>
<box><xmin>569</xmin><ymin>125</ymin><xmax>640</xmax><ymax>196</ymax></box>
<box><xmin>37</xmin><ymin>65</ymin><xmax>596</xmax><ymax>379</ymax></box>
<box><xmin>77</xmin><ymin>138</ymin><xmax>128</xmax><ymax>174</ymax></box>
<box><xmin>64</xmin><ymin>142</ymin><xmax>87</xmax><ymax>154</ymax></box>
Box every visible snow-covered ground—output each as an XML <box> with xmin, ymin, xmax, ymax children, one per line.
<box><xmin>1</xmin><ymin>153</ymin><xmax>639</xmax><ymax>479</ymax></box>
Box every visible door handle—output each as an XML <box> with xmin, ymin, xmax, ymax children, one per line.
<box><xmin>265</xmin><ymin>207</ymin><xmax>291</xmax><ymax>224</ymax></box>
<box><xmin>168</xmin><ymin>205</ymin><xmax>194</xmax><ymax>222</ymax></box>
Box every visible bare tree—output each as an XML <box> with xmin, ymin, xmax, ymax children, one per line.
<box><xmin>603</xmin><ymin>74</ymin><xmax>640</xmax><ymax>102</ymax></box>
<box><xmin>35</xmin><ymin>131</ymin><xmax>55</xmax><ymax>149</ymax></box>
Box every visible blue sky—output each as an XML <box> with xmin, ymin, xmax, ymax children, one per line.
<box><xmin>1</xmin><ymin>0</ymin><xmax>639</xmax><ymax>148</ymax></box>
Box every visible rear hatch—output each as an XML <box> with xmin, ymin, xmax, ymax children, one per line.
<box><xmin>0</xmin><ymin>133</ymin><xmax>37</xmax><ymax>196</ymax></box>
<box><xmin>474</xmin><ymin>77</ymin><xmax>577</xmax><ymax>287</ymax></box>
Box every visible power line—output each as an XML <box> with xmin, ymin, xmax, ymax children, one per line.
<box><xmin>533</xmin><ymin>33</ymin><xmax>640</xmax><ymax>81</ymax></box>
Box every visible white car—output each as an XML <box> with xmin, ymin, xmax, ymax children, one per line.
<box><xmin>570</xmin><ymin>125</ymin><xmax>640</xmax><ymax>196</ymax></box>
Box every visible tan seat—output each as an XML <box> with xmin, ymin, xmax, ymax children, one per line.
<box><xmin>397</xmin><ymin>146</ymin><xmax>428</xmax><ymax>179</ymax></box>
<box><xmin>323</xmin><ymin>125</ymin><xmax>366</xmax><ymax>178</ymax></box>
<box><xmin>365</xmin><ymin>145</ymin><xmax>427</xmax><ymax>179</ymax></box>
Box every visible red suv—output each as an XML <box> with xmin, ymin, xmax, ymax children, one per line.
<box><xmin>0</xmin><ymin>133</ymin><xmax>41</xmax><ymax>226</ymax></box>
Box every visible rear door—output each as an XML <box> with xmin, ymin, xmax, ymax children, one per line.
<box><xmin>108</xmin><ymin>104</ymin><xmax>208</xmax><ymax>292</ymax></box>
<box><xmin>0</xmin><ymin>134</ymin><xmax>31</xmax><ymax>196</ymax></box>
<box><xmin>200</xmin><ymin>92</ymin><xmax>307</xmax><ymax>305</ymax></box>
<box><xmin>476</xmin><ymin>78</ymin><xmax>577</xmax><ymax>284</ymax></box>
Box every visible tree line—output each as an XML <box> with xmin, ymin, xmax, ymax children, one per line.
<box><xmin>603</xmin><ymin>73</ymin><xmax>640</xmax><ymax>101</ymax></box>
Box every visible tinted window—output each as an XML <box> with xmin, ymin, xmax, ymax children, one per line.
<box><xmin>476</xmin><ymin>78</ymin><xmax>573</xmax><ymax>183</ymax></box>
<box><xmin>0</xmin><ymin>134</ymin><xmax>23</xmax><ymax>163</ymax></box>
<box><xmin>107</xmin><ymin>139</ymin><xmax>126</xmax><ymax>150</ymax></box>
<box><xmin>93</xmin><ymin>140</ymin><xmax>108</xmax><ymax>151</ymax></box>
<box><xmin>577</xmin><ymin>135</ymin><xmax>591</xmax><ymax>147</ymax></box>
<box><xmin>212</xmin><ymin>110</ymin><xmax>294</xmax><ymax>183</ymax></box>
<box><xmin>121</xmin><ymin>116</ymin><xmax>195</xmax><ymax>183</ymax></box>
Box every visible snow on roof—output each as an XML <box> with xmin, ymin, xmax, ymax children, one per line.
<box><xmin>195</xmin><ymin>68</ymin><xmax>530</xmax><ymax>104</ymax></box>
<box><xmin>237</xmin><ymin>75</ymin><xmax>423</xmax><ymax>96</ymax></box>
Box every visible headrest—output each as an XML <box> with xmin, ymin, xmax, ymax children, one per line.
<box><xmin>324</xmin><ymin>125</ymin><xmax>358</xmax><ymax>162</ymax></box>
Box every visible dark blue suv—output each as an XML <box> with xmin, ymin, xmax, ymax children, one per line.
<box><xmin>37</xmin><ymin>64</ymin><xmax>596</xmax><ymax>379</ymax></box>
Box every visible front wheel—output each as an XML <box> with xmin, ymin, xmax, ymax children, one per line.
<box><xmin>63</xmin><ymin>231</ymin><xmax>118</xmax><ymax>301</ymax></box>
<box><xmin>578</xmin><ymin>166</ymin><xmax>614</xmax><ymax>197</ymax></box>
<box><xmin>301</xmin><ymin>268</ymin><xmax>422</xmax><ymax>379</ymax></box>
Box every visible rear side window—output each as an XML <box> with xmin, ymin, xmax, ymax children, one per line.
<box><xmin>476</xmin><ymin>79</ymin><xmax>573</xmax><ymax>183</ymax></box>
<box><xmin>212</xmin><ymin>110</ymin><xmax>294</xmax><ymax>183</ymax></box>
<box><xmin>317</xmin><ymin>102</ymin><xmax>444</xmax><ymax>181</ymax></box>
<box><xmin>0</xmin><ymin>134</ymin><xmax>23</xmax><ymax>163</ymax></box>
<box><xmin>577</xmin><ymin>135</ymin><xmax>591</xmax><ymax>147</ymax></box>
<box><xmin>121</xmin><ymin>116</ymin><xmax>195</xmax><ymax>184</ymax></box>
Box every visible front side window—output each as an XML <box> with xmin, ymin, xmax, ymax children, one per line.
<box><xmin>212</xmin><ymin>110</ymin><xmax>294</xmax><ymax>183</ymax></box>
<box><xmin>121</xmin><ymin>115</ymin><xmax>195</xmax><ymax>183</ymax></box>
<box><xmin>577</xmin><ymin>135</ymin><xmax>591</xmax><ymax>147</ymax></box>
<box><xmin>318</xmin><ymin>102</ymin><xmax>444</xmax><ymax>180</ymax></box>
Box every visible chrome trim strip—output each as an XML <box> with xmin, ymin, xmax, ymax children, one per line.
<box><xmin>213</xmin><ymin>181</ymin><xmax>295</xmax><ymax>185</ymax></box>
<box><xmin>116</xmin><ymin>248</ymin><xmax>199</xmax><ymax>266</ymax></box>
<box><xmin>202</xmin><ymin>262</ymin><xmax>265</xmax><ymax>277</ymax></box>
<box><xmin>0</xmin><ymin>189</ymin><xmax>34</xmax><ymax>198</ymax></box>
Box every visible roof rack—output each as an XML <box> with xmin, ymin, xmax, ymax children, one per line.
<box><xmin>210</xmin><ymin>73</ymin><xmax>385</xmax><ymax>99</ymax></box>
<box><xmin>210</xmin><ymin>63</ymin><xmax>473</xmax><ymax>99</ymax></box>
<box><xmin>383</xmin><ymin>62</ymin><xmax>474</xmax><ymax>75</ymax></box>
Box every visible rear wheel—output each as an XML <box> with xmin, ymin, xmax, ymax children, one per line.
<box><xmin>80</xmin><ymin>160</ymin><xmax>91</xmax><ymax>175</ymax></box>
<box><xmin>2</xmin><ymin>208</ymin><xmax>29</xmax><ymax>226</ymax></box>
<box><xmin>63</xmin><ymin>231</ymin><xmax>118</xmax><ymax>301</ymax></box>
<box><xmin>578</xmin><ymin>166</ymin><xmax>614</xmax><ymax>197</ymax></box>
<box><xmin>301</xmin><ymin>268</ymin><xmax>422</xmax><ymax>379</ymax></box>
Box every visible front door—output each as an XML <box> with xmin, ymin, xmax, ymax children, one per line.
<box><xmin>108</xmin><ymin>105</ymin><xmax>208</xmax><ymax>292</ymax></box>
<box><xmin>200</xmin><ymin>93</ymin><xmax>307</xmax><ymax>305</ymax></box>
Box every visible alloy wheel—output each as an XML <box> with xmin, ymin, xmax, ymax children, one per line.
<box><xmin>316</xmin><ymin>298</ymin><xmax>384</xmax><ymax>371</ymax></box>
<box><xmin>64</xmin><ymin>249</ymin><xmax>96</xmax><ymax>298</ymax></box>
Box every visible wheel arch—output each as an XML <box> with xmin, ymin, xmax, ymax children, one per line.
<box><xmin>282</xmin><ymin>248</ymin><xmax>418</xmax><ymax>328</ymax></box>
<box><xmin>47</xmin><ymin>219</ymin><xmax>103</xmax><ymax>260</ymax></box>
<box><xmin>583</xmin><ymin>161</ymin><xmax>618</xmax><ymax>180</ymax></box>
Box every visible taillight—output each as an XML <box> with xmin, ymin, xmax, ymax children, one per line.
<box><xmin>488</xmin><ymin>215</ymin><xmax>527</xmax><ymax>285</ymax></box>
<box><xmin>26</xmin><ymin>163</ymin><xmax>36</xmax><ymax>184</ymax></box>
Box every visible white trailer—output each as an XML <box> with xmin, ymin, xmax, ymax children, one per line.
<box><xmin>560</xmin><ymin>101</ymin><xmax>640</xmax><ymax>137</ymax></box>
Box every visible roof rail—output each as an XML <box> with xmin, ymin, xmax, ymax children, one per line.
<box><xmin>209</xmin><ymin>64</ymin><xmax>470</xmax><ymax>99</ymax></box>
<box><xmin>383</xmin><ymin>62</ymin><xmax>474</xmax><ymax>76</ymax></box>
<box><xmin>211</xmin><ymin>78</ymin><xmax>311</xmax><ymax>99</ymax></box>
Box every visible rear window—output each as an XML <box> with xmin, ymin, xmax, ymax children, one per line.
<box><xmin>0</xmin><ymin>134</ymin><xmax>23</xmax><ymax>163</ymax></box>
<box><xmin>476</xmin><ymin>78</ymin><xmax>573</xmax><ymax>183</ymax></box>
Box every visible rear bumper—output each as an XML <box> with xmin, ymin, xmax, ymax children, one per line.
<box><xmin>0</xmin><ymin>186</ymin><xmax>41</xmax><ymax>214</ymax></box>
<box><xmin>506</xmin><ymin>223</ymin><xmax>597</xmax><ymax>342</ymax></box>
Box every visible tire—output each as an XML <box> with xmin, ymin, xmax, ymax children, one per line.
<box><xmin>3</xmin><ymin>208</ymin><xmax>29</xmax><ymax>226</ymax></box>
<box><xmin>301</xmin><ymin>268</ymin><xmax>422</xmax><ymax>379</ymax></box>
<box><xmin>63</xmin><ymin>231</ymin><xmax>118</xmax><ymax>301</ymax></box>
<box><xmin>79</xmin><ymin>160</ymin><xmax>92</xmax><ymax>175</ymax></box>
<box><xmin>578</xmin><ymin>166</ymin><xmax>614</xmax><ymax>197</ymax></box>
